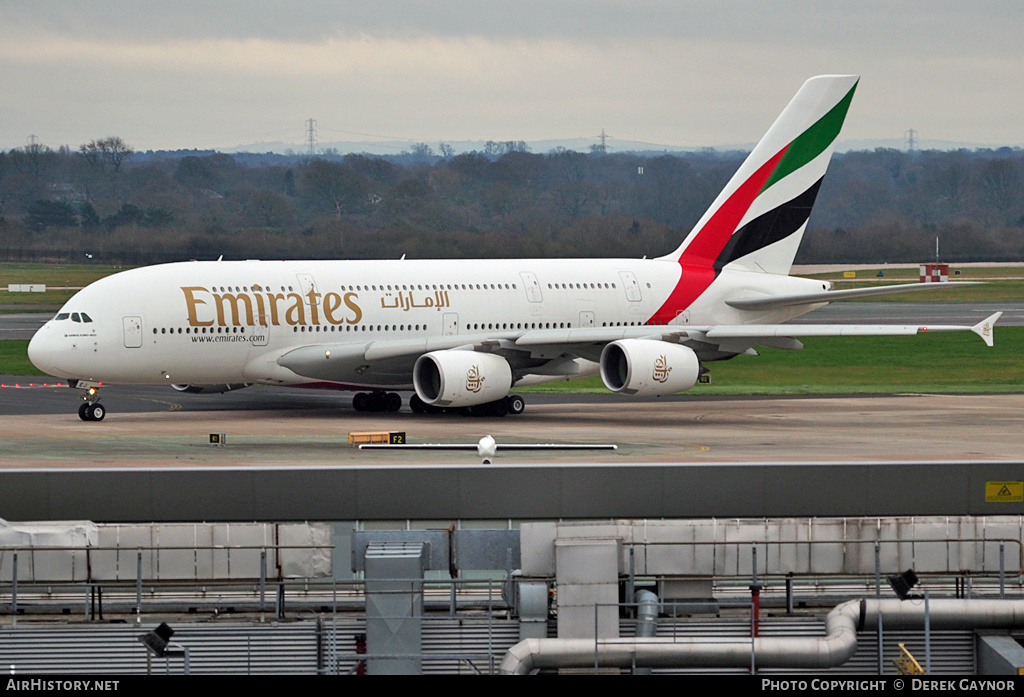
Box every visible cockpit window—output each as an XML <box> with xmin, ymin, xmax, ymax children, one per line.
<box><xmin>56</xmin><ymin>311</ymin><xmax>92</xmax><ymax>323</ymax></box>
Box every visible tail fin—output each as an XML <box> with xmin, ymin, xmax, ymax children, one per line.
<box><xmin>660</xmin><ymin>75</ymin><xmax>858</xmax><ymax>275</ymax></box>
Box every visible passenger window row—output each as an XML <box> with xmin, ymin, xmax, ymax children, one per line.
<box><xmin>292</xmin><ymin>324</ymin><xmax>428</xmax><ymax>333</ymax></box>
<box><xmin>153</xmin><ymin>326</ymin><xmax>250</xmax><ymax>335</ymax></box>
<box><xmin>340</xmin><ymin>283</ymin><xmax>515</xmax><ymax>291</ymax></box>
<box><xmin>547</xmin><ymin>282</ymin><xmax>616</xmax><ymax>290</ymax></box>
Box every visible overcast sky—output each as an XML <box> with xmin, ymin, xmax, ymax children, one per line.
<box><xmin>2</xmin><ymin>1</ymin><xmax>1022</xmax><ymax>152</ymax></box>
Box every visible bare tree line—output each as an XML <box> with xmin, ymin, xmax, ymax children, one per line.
<box><xmin>1</xmin><ymin>139</ymin><xmax>1022</xmax><ymax>264</ymax></box>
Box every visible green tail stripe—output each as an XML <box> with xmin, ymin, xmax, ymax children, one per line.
<box><xmin>760</xmin><ymin>80</ymin><xmax>858</xmax><ymax>193</ymax></box>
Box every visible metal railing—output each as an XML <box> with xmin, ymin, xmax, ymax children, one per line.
<box><xmin>1</xmin><ymin>543</ymin><xmax>332</xmax><ymax>624</ymax></box>
<box><xmin>621</xmin><ymin>537</ymin><xmax>1024</xmax><ymax>591</ymax></box>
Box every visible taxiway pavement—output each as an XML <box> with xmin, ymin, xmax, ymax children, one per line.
<box><xmin>2</xmin><ymin>384</ymin><xmax>1022</xmax><ymax>468</ymax></box>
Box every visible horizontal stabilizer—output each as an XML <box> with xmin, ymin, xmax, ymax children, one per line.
<box><xmin>971</xmin><ymin>312</ymin><xmax>1001</xmax><ymax>347</ymax></box>
<box><xmin>726</xmin><ymin>282</ymin><xmax>984</xmax><ymax>311</ymax></box>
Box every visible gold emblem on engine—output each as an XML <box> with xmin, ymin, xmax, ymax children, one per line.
<box><xmin>466</xmin><ymin>365</ymin><xmax>485</xmax><ymax>393</ymax></box>
<box><xmin>652</xmin><ymin>355</ymin><xmax>672</xmax><ymax>383</ymax></box>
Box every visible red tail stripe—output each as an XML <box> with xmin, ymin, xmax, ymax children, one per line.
<box><xmin>680</xmin><ymin>144</ymin><xmax>789</xmax><ymax>266</ymax></box>
<box><xmin>649</xmin><ymin>143</ymin><xmax>790</xmax><ymax>324</ymax></box>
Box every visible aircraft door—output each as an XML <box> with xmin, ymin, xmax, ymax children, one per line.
<box><xmin>123</xmin><ymin>316</ymin><xmax>142</xmax><ymax>348</ymax></box>
<box><xmin>296</xmin><ymin>273</ymin><xmax>319</xmax><ymax>306</ymax></box>
<box><xmin>579</xmin><ymin>311</ymin><xmax>595</xmax><ymax>327</ymax></box>
<box><xmin>443</xmin><ymin>313</ymin><xmax>459</xmax><ymax>336</ymax></box>
<box><xmin>252</xmin><ymin>315</ymin><xmax>270</xmax><ymax>347</ymax></box>
<box><xmin>618</xmin><ymin>271</ymin><xmax>643</xmax><ymax>302</ymax></box>
<box><xmin>520</xmin><ymin>272</ymin><xmax>543</xmax><ymax>302</ymax></box>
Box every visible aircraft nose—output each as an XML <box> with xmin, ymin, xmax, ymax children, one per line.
<box><xmin>28</xmin><ymin>326</ymin><xmax>65</xmax><ymax>377</ymax></box>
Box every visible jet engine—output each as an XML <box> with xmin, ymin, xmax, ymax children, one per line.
<box><xmin>171</xmin><ymin>383</ymin><xmax>249</xmax><ymax>394</ymax></box>
<box><xmin>599</xmin><ymin>340</ymin><xmax>700</xmax><ymax>396</ymax></box>
<box><xmin>413</xmin><ymin>350</ymin><xmax>512</xmax><ymax>407</ymax></box>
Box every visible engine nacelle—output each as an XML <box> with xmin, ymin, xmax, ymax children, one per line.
<box><xmin>600</xmin><ymin>340</ymin><xmax>700</xmax><ymax>396</ymax></box>
<box><xmin>413</xmin><ymin>350</ymin><xmax>512</xmax><ymax>407</ymax></box>
<box><xmin>171</xmin><ymin>383</ymin><xmax>249</xmax><ymax>394</ymax></box>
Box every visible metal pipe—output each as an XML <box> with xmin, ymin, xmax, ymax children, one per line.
<box><xmin>633</xmin><ymin>589</ymin><xmax>659</xmax><ymax>676</ymax></box>
<box><xmin>1000</xmin><ymin>542</ymin><xmax>1006</xmax><ymax>598</ymax></box>
<box><xmin>11</xmin><ymin>552</ymin><xmax>16</xmax><ymax>626</ymax></box>
<box><xmin>635</xmin><ymin>590</ymin><xmax>659</xmax><ymax>638</ymax></box>
<box><xmin>259</xmin><ymin>549</ymin><xmax>266</xmax><ymax>623</ymax></box>
<box><xmin>925</xmin><ymin>592</ymin><xmax>931</xmax><ymax>674</ymax></box>
<box><xmin>135</xmin><ymin>551</ymin><xmax>142</xmax><ymax>621</ymax></box>
<box><xmin>876</xmin><ymin>613</ymin><xmax>883</xmax><ymax>675</ymax></box>
<box><xmin>500</xmin><ymin>598</ymin><xmax>1024</xmax><ymax>674</ymax></box>
<box><xmin>874</xmin><ymin>543</ymin><xmax>881</xmax><ymax>598</ymax></box>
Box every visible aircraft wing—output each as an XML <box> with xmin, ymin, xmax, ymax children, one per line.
<box><xmin>725</xmin><ymin>282</ymin><xmax>983</xmax><ymax>310</ymax></box>
<box><xmin>275</xmin><ymin>312</ymin><xmax>1001</xmax><ymax>384</ymax></box>
<box><xmin>706</xmin><ymin>311</ymin><xmax>1002</xmax><ymax>349</ymax></box>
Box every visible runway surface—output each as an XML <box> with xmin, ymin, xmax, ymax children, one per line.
<box><xmin>2</xmin><ymin>379</ymin><xmax>1023</xmax><ymax>468</ymax></box>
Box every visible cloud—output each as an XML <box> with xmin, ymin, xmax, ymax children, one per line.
<box><xmin>7</xmin><ymin>1</ymin><xmax>1023</xmax><ymax>49</ymax></box>
<box><xmin>3</xmin><ymin>2</ymin><xmax>1024</xmax><ymax>149</ymax></box>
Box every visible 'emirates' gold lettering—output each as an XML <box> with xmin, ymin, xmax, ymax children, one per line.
<box><xmin>284</xmin><ymin>293</ymin><xmax>306</xmax><ymax>325</ymax></box>
<box><xmin>305</xmin><ymin>289</ymin><xmax>321</xmax><ymax>325</ymax></box>
<box><xmin>214</xmin><ymin>293</ymin><xmax>254</xmax><ymax>326</ymax></box>
<box><xmin>181</xmin><ymin>287</ymin><xmax>214</xmax><ymax>326</ymax></box>
<box><xmin>181</xmin><ymin>286</ymin><xmax>362</xmax><ymax>328</ymax></box>
<box><xmin>343</xmin><ymin>292</ymin><xmax>362</xmax><ymax>324</ymax></box>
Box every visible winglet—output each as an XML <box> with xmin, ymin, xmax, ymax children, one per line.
<box><xmin>972</xmin><ymin>312</ymin><xmax>1002</xmax><ymax>347</ymax></box>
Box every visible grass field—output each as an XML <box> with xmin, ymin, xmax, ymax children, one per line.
<box><xmin>521</xmin><ymin>327</ymin><xmax>1024</xmax><ymax>395</ymax></box>
<box><xmin>4</xmin><ymin>327</ymin><xmax>1022</xmax><ymax>394</ymax></box>
<box><xmin>0</xmin><ymin>262</ymin><xmax>128</xmax><ymax>286</ymax></box>
<box><xmin>832</xmin><ymin>280</ymin><xmax>1024</xmax><ymax>303</ymax></box>
<box><xmin>0</xmin><ymin>340</ymin><xmax>37</xmax><ymax>375</ymax></box>
<box><xmin>0</xmin><ymin>262</ymin><xmax>129</xmax><ymax>307</ymax></box>
<box><xmin>807</xmin><ymin>266</ymin><xmax>1024</xmax><ymax>302</ymax></box>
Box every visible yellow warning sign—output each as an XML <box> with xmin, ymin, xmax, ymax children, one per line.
<box><xmin>844</xmin><ymin>271</ymin><xmax>856</xmax><ymax>278</ymax></box>
<box><xmin>986</xmin><ymin>482</ymin><xmax>1023</xmax><ymax>503</ymax></box>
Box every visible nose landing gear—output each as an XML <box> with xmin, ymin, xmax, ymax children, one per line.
<box><xmin>78</xmin><ymin>385</ymin><xmax>106</xmax><ymax>421</ymax></box>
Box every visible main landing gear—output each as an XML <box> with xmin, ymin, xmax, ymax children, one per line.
<box><xmin>352</xmin><ymin>391</ymin><xmax>403</xmax><ymax>413</ymax></box>
<box><xmin>409</xmin><ymin>393</ymin><xmax>526</xmax><ymax>417</ymax></box>
<box><xmin>78</xmin><ymin>386</ymin><xmax>105</xmax><ymax>421</ymax></box>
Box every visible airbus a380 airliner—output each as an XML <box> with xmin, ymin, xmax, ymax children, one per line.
<box><xmin>28</xmin><ymin>75</ymin><xmax>1001</xmax><ymax>421</ymax></box>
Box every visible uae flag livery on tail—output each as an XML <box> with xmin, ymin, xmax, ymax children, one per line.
<box><xmin>652</xmin><ymin>75</ymin><xmax>859</xmax><ymax>323</ymax></box>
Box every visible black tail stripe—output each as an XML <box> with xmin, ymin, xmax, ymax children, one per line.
<box><xmin>713</xmin><ymin>178</ymin><xmax>824</xmax><ymax>272</ymax></box>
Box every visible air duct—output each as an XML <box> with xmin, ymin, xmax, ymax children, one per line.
<box><xmin>500</xmin><ymin>598</ymin><xmax>1024</xmax><ymax>674</ymax></box>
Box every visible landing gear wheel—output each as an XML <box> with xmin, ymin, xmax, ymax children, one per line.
<box><xmin>506</xmin><ymin>394</ymin><xmax>525</xmax><ymax>415</ymax></box>
<box><xmin>88</xmin><ymin>403</ymin><xmax>106</xmax><ymax>421</ymax></box>
<box><xmin>78</xmin><ymin>403</ymin><xmax>90</xmax><ymax>421</ymax></box>
<box><xmin>367</xmin><ymin>391</ymin><xmax>387</xmax><ymax>411</ymax></box>
<box><xmin>490</xmin><ymin>398</ymin><xmax>509</xmax><ymax>417</ymax></box>
<box><xmin>409</xmin><ymin>394</ymin><xmax>427</xmax><ymax>413</ymax></box>
<box><xmin>353</xmin><ymin>392</ymin><xmax>368</xmax><ymax>412</ymax></box>
<box><xmin>385</xmin><ymin>392</ymin><xmax>402</xmax><ymax>412</ymax></box>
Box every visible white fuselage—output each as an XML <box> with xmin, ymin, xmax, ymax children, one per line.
<box><xmin>28</xmin><ymin>258</ymin><xmax>824</xmax><ymax>388</ymax></box>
